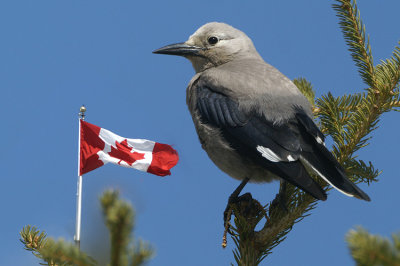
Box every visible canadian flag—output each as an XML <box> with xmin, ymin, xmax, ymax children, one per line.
<box><xmin>79</xmin><ymin>120</ymin><xmax>179</xmax><ymax>176</ymax></box>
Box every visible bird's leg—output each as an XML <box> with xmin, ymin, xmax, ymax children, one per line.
<box><xmin>223</xmin><ymin>178</ymin><xmax>250</xmax><ymax>233</ymax></box>
<box><xmin>224</xmin><ymin>178</ymin><xmax>250</xmax><ymax>224</ymax></box>
<box><xmin>271</xmin><ymin>180</ymin><xmax>288</xmax><ymax>212</ymax></box>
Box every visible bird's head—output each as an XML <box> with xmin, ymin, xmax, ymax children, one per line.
<box><xmin>153</xmin><ymin>22</ymin><xmax>260</xmax><ymax>73</ymax></box>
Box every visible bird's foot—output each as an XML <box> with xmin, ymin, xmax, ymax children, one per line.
<box><xmin>223</xmin><ymin>192</ymin><xmax>255</xmax><ymax>248</ymax></box>
<box><xmin>222</xmin><ymin>191</ymin><xmax>267</xmax><ymax>248</ymax></box>
<box><xmin>222</xmin><ymin>178</ymin><xmax>250</xmax><ymax>248</ymax></box>
<box><xmin>224</xmin><ymin>193</ymin><xmax>254</xmax><ymax>227</ymax></box>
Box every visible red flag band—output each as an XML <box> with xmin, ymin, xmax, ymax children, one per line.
<box><xmin>79</xmin><ymin>120</ymin><xmax>179</xmax><ymax>176</ymax></box>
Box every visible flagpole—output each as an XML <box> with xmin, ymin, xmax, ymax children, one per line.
<box><xmin>75</xmin><ymin>105</ymin><xmax>86</xmax><ymax>249</ymax></box>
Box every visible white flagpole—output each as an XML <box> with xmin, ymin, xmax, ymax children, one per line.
<box><xmin>75</xmin><ymin>105</ymin><xmax>86</xmax><ymax>249</ymax></box>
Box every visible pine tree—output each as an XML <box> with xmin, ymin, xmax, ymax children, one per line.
<box><xmin>20</xmin><ymin>190</ymin><xmax>153</xmax><ymax>266</ymax></box>
<box><xmin>223</xmin><ymin>1</ymin><xmax>400</xmax><ymax>265</ymax></box>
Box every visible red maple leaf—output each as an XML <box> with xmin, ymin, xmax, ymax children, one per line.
<box><xmin>108</xmin><ymin>139</ymin><xmax>145</xmax><ymax>166</ymax></box>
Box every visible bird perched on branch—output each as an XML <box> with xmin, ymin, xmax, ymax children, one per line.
<box><xmin>153</xmin><ymin>22</ymin><xmax>370</xmax><ymax>210</ymax></box>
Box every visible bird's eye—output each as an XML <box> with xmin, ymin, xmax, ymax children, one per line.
<box><xmin>207</xmin><ymin>36</ymin><xmax>219</xmax><ymax>45</ymax></box>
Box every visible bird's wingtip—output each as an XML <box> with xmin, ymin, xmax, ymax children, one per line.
<box><xmin>320</xmin><ymin>194</ymin><xmax>327</xmax><ymax>201</ymax></box>
<box><xmin>355</xmin><ymin>192</ymin><xmax>371</xmax><ymax>202</ymax></box>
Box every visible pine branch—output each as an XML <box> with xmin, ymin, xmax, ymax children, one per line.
<box><xmin>329</xmin><ymin>0</ymin><xmax>399</xmax><ymax>162</ymax></box>
<box><xmin>101</xmin><ymin>190</ymin><xmax>134</xmax><ymax>266</ymax></box>
<box><xmin>343</xmin><ymin>158</ymin><xmax>380</xmax><ymax>184</ymax></box>
<box><xmin>100</xmin><ymin>190</ymin><xmax>154</xmax><ymax>266</ymax></box>
<box><xmin>20</xmin><ymin>225</ymin><xmax>51</xmax><ymax>265</ymax></box>
<box><xmin>316</xmin><ymin>92</ymin><xmax>365</xmax><ymax>145</ymax></box>
<box><xmin>39</xmin><ymin>239</ymin><xmax>96</xmax><ymax>266</ymax></box>
<box><xmin>346</xmin><ymin>227</ymin><xmax>400</xmax><ymax>266</ymax></box>
<box><xmin>333</xmin><ymin>0</ymin><xmax>376</xmax><ymax>88</ymax></box>
<box><xmin>375</xmin><ymin>42</ymin><xmax>400</xmax><ymax>94</ymax></box>
<box><xmin>19</xmin><ymin>225</ymin><xmax>96</xmax><ymax>266</ymax></box>
<box><xmin>313</xmin><ymin>100</ymin><xmax>400</xmax><ymax>115</ymax></box>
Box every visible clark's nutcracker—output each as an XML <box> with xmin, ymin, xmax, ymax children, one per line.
<box><xmin>153</xmin><ymin>22</ymin><xmax>370</xmax><ymax>203</ymax></box>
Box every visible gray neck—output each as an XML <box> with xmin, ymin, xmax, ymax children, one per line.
<box><xmin>188</xmin><ymin>52</ymin><xmax>262</xmax><ymax>73</ymax></box>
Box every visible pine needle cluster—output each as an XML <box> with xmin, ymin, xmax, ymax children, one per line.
<box><xmin>227</xmin><ymin>1</ymin><xmax>400</xmax><ymax>265</ymax></box>
<box><xmin>20</xmin><ymin>190</ymin><xmax>153</xmax><ymax>266</ymax></box>
<box><xmin>346</xmin><ymin>227</ymin><xmax>400</xmax><ymax>266</ymax></box>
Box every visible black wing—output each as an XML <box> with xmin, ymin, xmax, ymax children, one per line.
<box><xmin>196</xmin><ymin>84</ymin><xmax>370</xmax><ymax>201</ymax></box>
<box><xmin>196</xmin><ymin>85</ymin><xmax>327</xmax><ymax>201</ymax></box>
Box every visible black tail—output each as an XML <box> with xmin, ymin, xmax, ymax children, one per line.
<box><xmin>300</xmin><ymin>146</ymin><xmax>370</xmax><ymax>201</ymax></box>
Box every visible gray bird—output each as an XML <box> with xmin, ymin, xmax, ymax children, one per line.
<box><xmin>153</xmin><ymin>22</ymin><xmax>370</xmax><ymax>204</ymax></box>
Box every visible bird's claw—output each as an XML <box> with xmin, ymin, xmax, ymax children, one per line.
<box><xmin>223</xmin><ymin>192</ymin><xmax>254</xmax><ymax>233</ymax></box>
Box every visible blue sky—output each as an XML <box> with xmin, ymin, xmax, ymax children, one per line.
<box><xmin>1</xmin><ymin>1</ymin><xmax>399</xmax><ymax>265</ymax></box>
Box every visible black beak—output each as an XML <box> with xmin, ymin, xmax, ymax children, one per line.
<box><xmin>153</xmin><ymin>42</ymin><xmax>203</xmax><ymax>56</ymax></box>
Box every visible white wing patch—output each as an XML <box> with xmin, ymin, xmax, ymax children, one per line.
<box><xmin>287</xmin><ymin>155</ymin><xmax>296</xmax><ymax>162</ymax></box>
<box><xmin>316</xmin><ymin>136</ymin><xmax>325</xmax><ymax>146</ymax></box>
<box><xmin>256</xmin><ymin>146</ymin><xmax>282</xmax><ymax>162</ymax></box>
<box><xmin>300</xmin><ymin>156</ymin><xmax>354</xmax><ymax>198</ymax></box>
